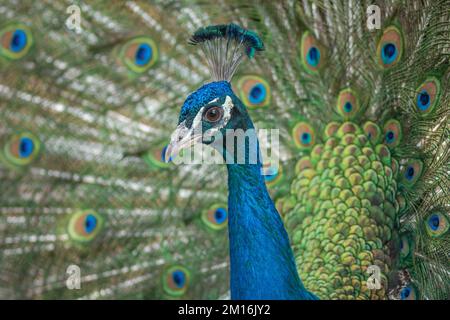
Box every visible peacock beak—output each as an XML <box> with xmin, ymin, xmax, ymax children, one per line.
<box><xmin>165</xmin><ymin>121</ymin><xmax>203</xmax><ymax>162</ymax></box>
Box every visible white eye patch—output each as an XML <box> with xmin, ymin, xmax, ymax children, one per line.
<box><xmin>220</xmin><ymin>95</ymin><xmax>233</xmax><ymax>128</ymax></box>
<box><xmin>190</xmin><ymin>95</ymin><xmax>234</xmax><ymax>135</ymax></box>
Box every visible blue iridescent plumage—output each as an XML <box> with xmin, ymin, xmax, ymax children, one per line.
<box><xmin>177</xmin><ymin>85</ymin><xmax>316</xmax><ymax>299</ymax></box>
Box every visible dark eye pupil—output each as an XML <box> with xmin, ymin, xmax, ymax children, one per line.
<box><xmin>386</xmin><ymin>131</ymin><xmax>394</xmax><ymax>142</ymax></box>
<box><xmin>172</xmin><ymin>270</ymin><xmax>185</xmax><ymax>287</ymax></box>
<box><xmin>206</xmin><ymin>107</ymin><xmax>221</xmax><ymax>121</ymax></box>
<box><xmin>344</xmin><ymin>102</ymin><xmax>352</xmax><ymax>112</ymax></box>
<box><xmin>309</xmin><ymin>47</ymin><xmax>318</xmax><ymax>62</ymax></box>
<box><xmin>419</xmin><ymin>92</ymin><xmax>430</xmax><ymax>105</ymax></box>
<box><xmin>431</xmin><ymin>216</ymin><xmax>439</xmax><ymax>227</ymax></box>
<box><xmin>407</xmin><ymin>167</ymin><xmax>414</xmax><ymax>177</ymax></box>
<box><xmin>384</xmin><ymin>43</ymin><xmax>396</xmax><ymax>58</ymax></box>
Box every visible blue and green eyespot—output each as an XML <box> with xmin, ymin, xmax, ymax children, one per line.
<box><xmin>336</xmin><ymin>89</ymin><xmax>360</xmax><ymax>120</ymax></box>
<box><xmin>118</xmin><ymin>36</ymin><xmax>158</xmax><ymax>74</ymax></box>
<box><xmin>162</xmin><ymin>265</ymin><xmax>190</xmax><ymax>297</ymax></box>
<box><xmin>415</xmin><ymin>77</ymin><xmax>441</xmax><ymax>115</ymax></box>
<box><xmin>67</xmin><ymin>210</ymin><xmax>104</xmax><ymax>243</ymax></box>
<box><xmin>202</xmin><ymin>204</ymin><xmax>228</xmax><ymax>230</ymax></box>
<box><xmin>401</xmin><ymin>159</ymin><xmax>423</xmax><ymax>187</ymax></box>
<box><xmin>293</xmin><ymin>122</ymin><xmax>315</xmax><ymax>150</ymax></box>
<box><xmin>363</xmin><ymin>121</ymin><xmax>382</xmax><ymax>145</ymax></box>
<box><xmin>300</xmin><ymin>31</ymin><xmax>325</xmax><ymax>73</ymax></box>
<box><xmin>236</xmin><ymin>75</ymin><xmax>271</xmax><ymax>109</ymax></box>
<box><xmin>1</xmin><ymin>131</ymin><xmax>41</xmax><ymax>168</ymax></box>
<box><xmin>0</xmin><ymin>22</ymin><xmax>33</xmax><ymax>60</ymax></box>
<box><xmin>424</xmin><ymin>212</ymin><xmax>449</xmax><ymax>238</ymax></box>
<box><xmin>383</xmin><ymin>119</ymin><xmax>402</xmax><ymax>148</ymax></box>
<box><xmin>377</xmin><ymin>26</ymin><xmax>403</xmax><ymax>68</ymax></box>
<box><xmin>400</xmin><ymin>284</ymin><xmax>418</xmax><ymax>300</ymax></box>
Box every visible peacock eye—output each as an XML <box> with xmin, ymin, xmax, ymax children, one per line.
<box><xmin>67</xmin><ymin>210</ymin><xmax>104</xmax><ymax>243</ymax></box>
<box><xmin>202</xmin><ymin>204</ymin><xmax>228</xmax><ymax>230</ymax></box>
<box><xmin>2</xmin><ymin>131</ymin><xmax>41</xmax><ymax>168</ymax></box>
<box><xmin>415</xmin><ymin>78</ymin><xmax>440</xmax><ymax>115</ymax></box>
<box><xmin>162</xmin><ymin>266</ymin><xmax>190</xmax><ymax>297</ymax></box>
<box><xmin>0</xmin><ymin>23</ymin><xmax>33</xmax><ymax>60</ymax></box>
<box><xmin>425</xmin><ymin>212</ymin><xmax>449</xmax><ymax>237</ymax></box>
<box><xmin>377</xmin><ymin>25</ymin><xmax>403</xmax><ymax>68</ymax></box>
<box><xmin>400</xmin><ymin>284</ymin><xmax>418</xmax><ymax>300</ymax></box>
<box><xmin>203</xmin><ymin>106</ymin><xmax>223</xmax><ymax>123</ymax></box>
<box><xmin>118</xmin><ymin>36</ymin><xmax>158</xmax><ymax>74</ymax></box>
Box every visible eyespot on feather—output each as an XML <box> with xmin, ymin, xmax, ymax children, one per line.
<box><xmin>202</xmin><ymin>204</ymin><xmax>228</xmax><ymax>230</ymax></box>
<box><xmin>236</xmin><ymin>75</ymin><xmax>271</xmax><ymax>109</ymax></box>
<box><xmin>400</xmin><ymin>159</ymin><xmax>423</xmax><ymax>187</ymax></box>
<box><xmin>2</xmin><ymin>131</ymin><xmax>41</xmax><ymax>168</ymax></box>
<box><xmin>383</xmin><ymin>119</ymin><xmax>402</xmax><ymax>148</ymax></box>
<box><xmin>424</xmin><ymin>212</ymin><xmax>449</xmax><ymax>238</ymax></box>
<box><xmin>300</xmin><ymin>31</ymin><xmax>325</xmax><ymax>74</ymax></box>
<box><xmin>162</xmin><ymin>265</ymin><xmax>190</xmax><ymax>297</ymax></box>
<box><xmin>0</xmin><ymin>22</ymin><xmax>33</xmax><ymax>60</ymax></box>
<box><xmin>293</xmin><ymin>122</ymin><xmax>315</xmax><ymax>150</ymax></box>
<box><xmin>400</xmin><ymin>284</ymin><xmax>418</xmax><ymax>300</ymax></box>
<box><xmin>377</xmin><ymin>25</ymin><xmax>403</xmax><ymax>68</ymax></box>
<box><xmin>336</xmin><ymin>88</ymin><xmax>360</xmax><ymax>120</ymax></box>
<box><xmin>415</xmin><ymin>77</ymin><xmax>441</xmax><ymax>115</ymax></box>
<box><xmin>363</xmin><ymin>121</ymin><xmax>382</xmax><ymax>145</ymax></box>
<box><xmin>67</xmin><ymin>210</ymin><xmax>104</xmax><ymax>243</ymax></box>
<box><xmin>118</xmin><ymin>36</ymin><xmax>158</xmax><ymax>73</ymax></box>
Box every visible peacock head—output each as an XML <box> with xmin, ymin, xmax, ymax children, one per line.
<box><xmin>165</xmin><ymin>24</ymin><xmax>264</xmax><ymax>162</ymax></box>
<box><xmin>165</xmin><ymin>80</ymin><xmax>255</xmax><ymax>160</ymax></box>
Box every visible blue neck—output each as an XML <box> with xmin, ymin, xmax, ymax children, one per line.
<box><xmin>226</xmin><ymin>160</ymin><xmax>315</xmax><ymax>299</ymax></box>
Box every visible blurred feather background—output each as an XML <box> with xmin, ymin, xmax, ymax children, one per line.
<box><xmin>0</xmin><ymin>0</ymin><xmax>448</xmax><ymax>299</ymax></box>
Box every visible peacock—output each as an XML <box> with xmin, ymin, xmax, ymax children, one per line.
<box><xmin>0</xmin><ymin>0</ymin><xmax>448</xmax><ymax>300</ymax></box>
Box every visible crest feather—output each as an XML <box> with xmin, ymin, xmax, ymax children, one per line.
<box><xmin>189</xmin><ymin>23</ymin><xmax>264</xmax><ymax>82</ymax></box>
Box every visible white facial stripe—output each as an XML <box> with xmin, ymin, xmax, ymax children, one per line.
<box><xmin>220</xmin><ymin>95</ymin><xmax>233</xmax><ymax>128</ymax></box>
<box><xmin>186</xmin><ymin>95</ymin><xmax>235</xmax><ymax>139</ymax></box>
<box><xmin>192</xmin><ymin>106</ymin><xmax>205</xmax><ymax>133</ymax></box>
